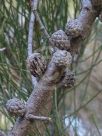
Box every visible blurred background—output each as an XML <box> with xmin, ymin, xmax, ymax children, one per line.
<box><xmin>0</xmin><ymin>0</ymin><xmax>102</xmax><ymax>135</ymax></box>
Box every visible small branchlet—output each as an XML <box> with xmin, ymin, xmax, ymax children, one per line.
<box><xmin>0</xmin><ymin>48</ymin><xmax>6</xmax><ymax>52</ymax></box>
<box><xmin>6</xmin><ymin>98</ymin><xmax>52</xmax><ymax>123</ymax></box>
<box><xmin>65</xmin><ymin>19</ymin><xmax>86</xmax><ymax>39</ymax></box>
<box><xmin>50</xmin><ymin>30</ymin><xmax>70</xmax><ymax>51</ymax></box>
<box><xmin>27</xmin><ymin>53</ymin><xmax>47</xmax><ymax>79</ymax></box>
<box><xmin>26</xmin><ymin>114</ymin><xmax>52</xmax><ymax>122</ymax></box>
<box><xmin>6</xmin><ymin>98</ymin><xmax>25</xmax><ymax>117</ymax></box>
<box><xmin>34</xmin><ymin>11</ymin><xmax>50</xmax><ymax>39</ymax></box>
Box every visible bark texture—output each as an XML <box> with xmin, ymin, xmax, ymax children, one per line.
<box><xmin>7</xmin><ymin>50</ymin><xmax>72</xmax><ymax>136</ymax></box>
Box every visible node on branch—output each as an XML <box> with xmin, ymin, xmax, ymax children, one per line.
<box><xmin>27</xmin><ymin>53</ymin><xmax>47</xmax><ymax>79</ymax></box>
<box><xmin>51</xmin><ymin>50</ymin><xmax>72</xmax><ymax>67</ymax></box>
<box><xmin>65</xmin><ymin>19</ymin><xmax>84</xmax><ymax>38</ymax></box>
<box><xmin>50</xmin><ymin>30</ymin><xmax>70</xmax><ymax>50</ymax></box>
<box><xmin>6</xmin><ymin>98</ymin><xmax>25</xmax><ymax>117</ymax></box>
<box><xmin>59</xmin><ymin>69</ymin><xmax>75</xmax><ymax>88</ymax></box>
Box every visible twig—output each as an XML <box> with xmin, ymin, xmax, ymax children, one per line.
<box><xmin>34</xmin><ymin>11</ymin><xmax>50</xmax><ymax>39</ymax></box>
<box><xmin>27</xmin><ymin>12</ymin><xmax>34</xmax><ymax>56</ymax></box>
<box><xmin>33</xmin><ymin>11</ymin><xmax>54</xmax><ymax>52</ymax></box>
<box><xmin>27</xmin><ymin>0</ymin><xmax>39</xmax><ymax>87</ymax></box>
<box><xmin>0</xmin><ymin>48</ymin><xmax>6</xmax><ymax>52</ymax></box>
<box><xmin>26</xmin><ymin>114</ymin><xmax>52</xmax><ymax>122</ymax></box>
<box><xmin>32</xmin><ymin>0</ymin><xmax>38</xmax><ymax>11</ymax></box>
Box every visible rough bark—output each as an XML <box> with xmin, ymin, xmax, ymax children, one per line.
<box><xmin>7</xmin><ymin>50</ymin><xmax>72</xmax><ymax>136</ymax></box>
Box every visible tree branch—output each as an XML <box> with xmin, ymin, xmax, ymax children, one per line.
<box><xmin>7</xmin><ymin>50</ymin><xmax>72</xmax><ymax>136</ymax></box>
<box><xmin>6</xmin><ymin>0</ymin><xmax>102</xmax><ymax>136</ymax></box>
